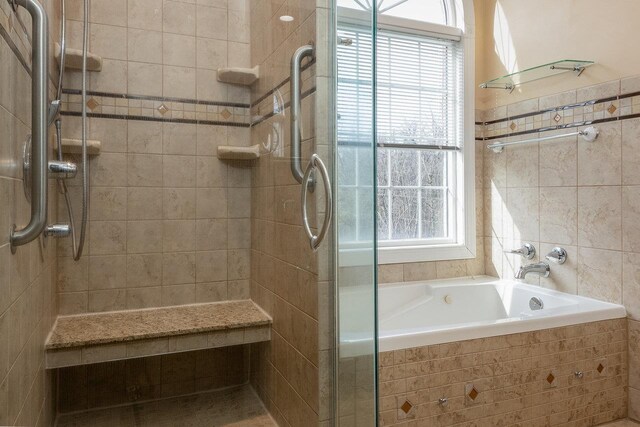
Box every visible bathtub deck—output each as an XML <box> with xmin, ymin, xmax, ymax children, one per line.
<box><xmin>55</xmin><ymin>385</ymin><xmax>276</xmax><ymax>427</ymax></box>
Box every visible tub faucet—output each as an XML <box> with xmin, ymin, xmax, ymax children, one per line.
<box><xmin>515</xmin><ymin>262</ymin><xmax>550</xmax><ymax>279</ymax></box>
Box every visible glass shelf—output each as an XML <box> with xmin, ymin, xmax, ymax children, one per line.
<box><xmin>479</xmin><ymin>59</ymin><xmax>595</xmax><ymax>91</ymax></box>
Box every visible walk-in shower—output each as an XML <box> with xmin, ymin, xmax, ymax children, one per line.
<box><xmin>4</xmin><ymin>0</ymin><xmax>640</xmax><ymax>425</ymax></box>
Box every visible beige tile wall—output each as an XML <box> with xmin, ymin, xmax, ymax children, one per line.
<box><xmin>57</xmin><ymin>0</ymin><xmax>254</xmax><ymax>314</ymax></box>
<box><xmin>0</xmin><ymin>0</ymin><xmax>61</xmax><ymax>425</ymax></box>
<box><xmin>62</xmin><ymin>0</ymin><xmax>250</xmax><ymax>104</ymax></box>
<box><xmin>57</xmin><ymin>117</ymin><xmax>252</xmax><ymax>313</ymax></box>
<box><xmin>248</xmin><ymin>0</ymin><xmax>330</xmax><ymax>425</ymax></box>
<box><xmin>56</xmin><ymin>345</ymin><xmax>249</xmax><ymax>413</ymax></box>
<box><xmin>481</xmin><ymin>76</ymin><xmax>640</xmax><ymax>422</ymax></box>
<box><xmin>379</xmin><ymin>318</ymin><xmax>628</xmax><ymax>426</ymax></box>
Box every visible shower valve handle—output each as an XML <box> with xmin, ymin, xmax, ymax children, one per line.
<box><xmin>49</xmin><ymin>160</ymin><xmax>77</xmax><ymax>180</ymax></box>
<box><xmin>504</xmin><ymin>243</ymin><xmax>536</xmax><ymax>260</ymax></box>
<box><xmin>45</xmin><ymin>223</ymin><xmax>71</xmax><ymax>238</ymax></box>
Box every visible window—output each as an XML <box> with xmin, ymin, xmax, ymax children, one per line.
<box><xmin>337</xmin><ymin>0</ymin><xmax>475</xmax><ymax>264</ymax></box>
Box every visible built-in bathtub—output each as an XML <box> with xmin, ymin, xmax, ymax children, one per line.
<box><xmin>378</xmin><ymin>275</ymin><xmax>626</xmax><ymax>352</ymax></box>
<box><xmin>368</xmin><ymin>276</ymin><xmax>629</xmax><ymax>426</ymax></box>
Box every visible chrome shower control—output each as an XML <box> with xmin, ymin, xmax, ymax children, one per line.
<box><xmin>504</xmin><ymin>243</ymin><xmax>536</xmax><ymax>260</ymax></box>
<box><xmin>49</xmin><ymin>160</ymin><xmax>77</xmax><ymax>179</ymax></box>
<box><xmin>545</xmin><ymin>247</ymin><xmax>567</xmax><ymax>264</ymax></box>
<box><xmin>45</xmin><ymin>223</ymin><xmax>71</xmax><ymax>238</ymax></box>
<box><xmin>438</xmin><ymin>397</ymin><xmax>448</xmax><ymax>407</ymax></box>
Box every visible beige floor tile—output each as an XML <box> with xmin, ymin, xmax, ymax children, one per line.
<box><xmin>601</xmin><ymin>419</ymin><xmax>640</xmax><ymax>426</ymax></box>
<box><xmin>56</xmin><ymin>385</ymin><xmax>276</xmax><ymax>427</ymax></box>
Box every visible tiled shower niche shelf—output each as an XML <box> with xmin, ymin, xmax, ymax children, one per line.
<box><xmin>217</xmin><ymin>66</ymin><xmax>259</xmax><ymax>86</ymax></box>
<box><xmin>55</xmin><ymin>43</ymin><xmax>103</xmax><ymax>72</ymax></box>
<box><xmin>45</xmin><ymin>300</ymin><xmax>271</xmax><ymax>369</ymax></box>
<box><xmin>55</xmin><ymin>138</ymin><xmax>102</xmax><ymax>155</ymax></box>
<box><xmin>217</xmin><ymin>144</ymin><xmax>260</xmax><ymax>160</ymax></box>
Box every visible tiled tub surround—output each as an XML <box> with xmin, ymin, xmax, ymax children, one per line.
<box><xmin>379</xmin><ymin>318</ymin><xmax>628</xmax><ymax>426</ymax></box>
<box><xmin>478</xmin><ymin>76</ymin><xmax>640</xmax><ymax>422</ymax></box>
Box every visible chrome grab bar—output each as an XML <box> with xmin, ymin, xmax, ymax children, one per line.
<box><xmin>301</xmin><ymin>154</ymin><xmax>332</xmax><ymax>251</ymax></box>
<box><xmin>487</xmin><ymin>126</ymin><xmax>598</xmax><ymax>153</ymax></box>
<box><xmin>10</xmin><ymin>0</ymin><xmax>49</xmax><ymax>253</ymax></box>
<box><xmin>290</xmin><ymin>44</ymin><xmax>314</xmax><ymax>184</ymax></box>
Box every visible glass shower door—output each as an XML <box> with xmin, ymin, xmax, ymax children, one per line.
<box><xmin>334</xmin><ymin>1</ymin><xmax>378</xmax><ymax>425</ymax></box>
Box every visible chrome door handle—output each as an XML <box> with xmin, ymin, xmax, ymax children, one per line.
<box><xmin>301</xmin><ymin>154</ymin><xmax>332</xmax><ymax>251</ymax></box>
<box><xmin>290</xmin><ymin>44</ymin><xmax>314</xmax><ymax>186</ymax></box>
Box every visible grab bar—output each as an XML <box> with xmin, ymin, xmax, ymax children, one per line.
<box><xmin>290</xmin><ymin>44</ymin><xmax>314</xmax><ymax>184</ymax></box>
<box><xmin>487</xmin><ymin>126</ymin><xmax>598</xmax><ymax>153</ymax></box>
<box><xmin>301</xmin><ymin>154</ymin><xmax>332</xmax><ymax>251</ymax></box>
<box><xmin>10</xmin><ymin>0</ymin><xmax>49</xmax><ymax>252</ymax></box>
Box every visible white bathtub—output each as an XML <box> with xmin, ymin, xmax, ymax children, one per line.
<box><xmin>339</xmin><ymin>276</ymin><xmax>626</xmax><ymax>356</ymax></box>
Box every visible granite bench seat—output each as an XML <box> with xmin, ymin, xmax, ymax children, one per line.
<box><xmin>45</xmin><ymin>300</ymin><xmax>272</xmax><ymax>368</ymax></box>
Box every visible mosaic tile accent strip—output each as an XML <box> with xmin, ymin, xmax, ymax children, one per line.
<box><xmin>378</xmin><ymin>318</ymin><xmax>628</xmax><ymax>426</ymax></box>
<box><xmin>61</xmin><ymin>91</ymin><xmax>251</xmax><ymax>126</ymax></box>
<box><xmin>476</xmin><ymin>79</ymin><xmax>640</xmax><ymax>142</ymax></box>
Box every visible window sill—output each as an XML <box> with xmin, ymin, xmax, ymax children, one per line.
<box><xmin>378</xmin><ymin>240</ymin><xmax>476</xmax><ymax>264</ymax></box>
<box><xmin>337</xmin><ymin>239</ymin><xmax>476</xmax><ymax>267</ymax></box>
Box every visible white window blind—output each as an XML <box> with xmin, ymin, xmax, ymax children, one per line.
<box><xmin>337</xmin><ymin>23</ymin><xmax>465</xmax><ymax>245</ymax></box>
<box><xmin>337</xmin><ymin>26</ymin><xmax>374</xmax><ymax>148</ymax></box>
<box><xmin>377</xmin><ymin>30</ymin><xmax>464</xmax><ymax>148</ymax></box>
<box><xmin>337</xmin><ymin>26</ymin><xmax>464</xmax><ymax>150</ymax></box>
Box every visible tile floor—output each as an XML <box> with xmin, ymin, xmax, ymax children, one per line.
<box><xmin>603</xmin><ymin>420</ymin><xmax>640</xmax><ymax>426</ymax></box>
<box><xmin>55</xmin><ymin>385</ymin><xmax>276</xmax><ymax>427</ymax></box>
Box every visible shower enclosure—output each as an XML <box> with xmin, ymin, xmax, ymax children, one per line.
<box><xmin>0</xmin><ymin>0</ymin><xmax>379</xmax><ymax>424</ymax></box>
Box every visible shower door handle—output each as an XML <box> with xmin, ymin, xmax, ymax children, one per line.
<box><xmin>301</xmin><ymin>154</ymin><xmax>332</xmax><ymax>251</ymax></box>
<box><xmin>290</xmin><ymin>44</ymin><xmax>314</xmax><ymax>184</ymax></box>
<box><xmin>10</xmin><ymin>0</ymin><xmax>49</xmax><ymax>253</ymax></box>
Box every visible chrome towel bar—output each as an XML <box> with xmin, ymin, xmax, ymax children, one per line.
<box><xmin>10</xmin><ymin>0</ymin><xmax>49</xmax><ymax>252</ymax></box>
<box><xmin>487</xmin><ymin>126</ymin><xmax>599</xmax><ymax>153</ymax></box>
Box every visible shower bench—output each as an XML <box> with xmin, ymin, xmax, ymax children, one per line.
<box><xmin>44</xmin><ymin>300</ymin><xmax>272</xmax><ymax>369</ymax></box>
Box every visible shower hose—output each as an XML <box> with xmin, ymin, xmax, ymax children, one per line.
<box><xmin>54</xmin><ymin>0</ymin><xmax>89</xmax><ymax>260</ymax></box>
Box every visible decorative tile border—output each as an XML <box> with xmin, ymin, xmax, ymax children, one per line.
<box><xmin>476</xmin><ymin>85</ymin><xmax>640</xmax><ymax>142</ymax></box>
<box><xmin>61</xmin><ymin>89</ymin><xmax>251</xmax><ymax>126</ymax></box>
<box><xmin>251</xmin><ymin>86</ymin><xmax>317</xmax><ymax>127</ymax></box>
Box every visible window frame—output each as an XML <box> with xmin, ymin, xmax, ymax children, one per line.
<box><xmin>336</xmin><ymin>0</ymin><xmax>476</xmax><ymax>265</ymax></box>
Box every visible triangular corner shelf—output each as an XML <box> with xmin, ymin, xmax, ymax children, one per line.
<box><xmin>217</xmin><ymin>66</ymin><xmax>259</xmax><ymax>86</ymax></box>
<box><xmin>217</xmin><ymin>144</ymin><xmax>260</xmax><ymax>160</ymax></box>
<box><xmin>56</xmin><ymin>139</ymin><xmax>102</xmax><ymax>156</ymax></box>
<box><xmin>55</xmin><ymin>43</ymin><xmax>103</xmax><ymax>72</ymax></box>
